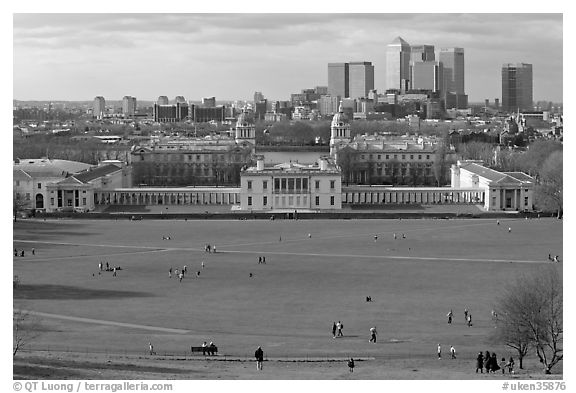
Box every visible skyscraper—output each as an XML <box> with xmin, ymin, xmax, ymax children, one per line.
<box><xmin>502</xmin><ymin>63</ymin><xmax>533</xmax><ymax>112</ymax></box>
<box><xmin>157</xmin><ymin>96</ymin><xmax>169</xmax><ymax>105</ymax></box>
<box><xmin>410</xmin><ymin>61</ymin><xmax>443</xmax><ymax>92</ymax></box>
<box><xmin>439</xmin><ymin>48</ymin><xmax>466</xmax><ymax>109</ymax></box>
<box><xmin>410</xmin><ymin>45</ymin><xmax>435</xmax><ymax>62</ymax></box>
<box><xmin>122</xmin><ymin>96</ymin><xmax>137</xmax><ymax>117</ymax></box>
<box><xmin>385</xmin><ymin>37</ymin><xmax>411</xmax><ymax>92</ymax></box>
<box><xmin>93</xmin><ymin>96</ymin><xmax>105</xmax><ymax>119</ymax></box>
<box><xmin>175</xmin><ymin>96</ymin><xmax>186</xmax><ymax>104</ymax></box>
<box><xmin>348</xmin><ymin>62</ymin><xmax>375</xmax><ymax>99</ymax></box>
<box><xmin>328</xmin><ymin>63</ymin><xmax>349</xmax><ymax>98</ymax></box>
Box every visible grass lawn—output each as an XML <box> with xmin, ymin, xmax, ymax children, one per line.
<box><xmin>13</xmin><ymin>217</ymin><xmax>563</xmax><ymax>379</ymax></box>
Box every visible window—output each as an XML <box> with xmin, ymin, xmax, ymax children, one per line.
<box><xmin>82</xmin><ymin>198</ymin><xmax>87</xmax><ymax>205</ymax></box>
<box><xmin>25</xmin><ymin>193</ymin><xmax>30</xmax><ymax>200</ymax></box>
<box><xmin>394</xmin><ymin>155</ymin><xmax>397</xmax><ymax>159</ymax></box>
<box><xmin>330</xmin><ymin>180</ymin><xmax>335</xmax><ymax>189</ymax></box>
<box><xmin>315</xmin><ymin>196</ymin><xmax>320</xmax><ymax>206</ymax></box>
<box><xmin>361</xmin><ymin>155</ymin><xmax>365</xmax><ymax>160</ymax></box>
<box><xmin>302</xmin><ymin>178</ymin><xmax>308</xmax><ymax>190</ymax></box>
<box><xmin>525</xmin><ymin>189</ymin><xmax>529</xmax><ymax>193</ymax></box>
<box><xmin>263</xmin><ymin>181</ymin><xmax>268</xmax><ymax>190</ymax></box>
<box><xmin>386</xmin><ymin>155</ymin><xmax>389</xmax><ymax>160</ymax></box>
<box><xmin>274</xmin><ymin>178</ymin><xmax>280</xmax><ymax>191</ymax></box>
<box><xmin>50</xmin><ymin>198</ymin><xmax>54</xmax><ymax>205</ymax></box>
<box><xmin>82</xmin><ymin>190</ymin><xmax>86</xmax><ymax>194</ymax></box>
<box><xmin>67</xmin><ymin>199</ymin><xmax>73</xmax><ymax>207</ymax></box>
<box><xmin>377</xmin><ymin>155</ymin><xmax>381</xmax><ymax>160</ymax></box>
<box><xmin>410</xmin><ymin>155</ymin><xmax>414</xmax><ymax>160</ymax></box>
<box><xmin>330</xmin><ymin>196</ymin><xmax>335</xmax><ymax>206</ymax></box>
<box><xmin>402</xmin><ymin>155</ymin><xmax>406</xmax><ymax>160</ymax></box>
<box><xmin>248</xmin><ymin>196</ymin><xmax>252</xmax><ymax>206</ymax></box>
<box><xmin>263</xmin><ymin>196</ymin><xmax>267</xmax><ymax>206</ymax></box>
<box><xmin>247</xmin><ymin>180</ymin><xmax>252</xmax><ymax>190</ymax></box>
<box><xmin>369</xmin><ymin>154</ymin><xmax>373</xmax><ymax>160</ymax></box>
<box><xmin>315</xmin><ymin>180</ymin><xmax>320</xmax><ymax>189</ymax></box>
<box><xmin>524</xmin><ymin>197</ymin><xmax>529</xmax><ymax>206</ymax></box>
<box><xmin>426</xmin><ymin>155</ymin><xmax>430</xmax><ymax>160</ymax></box>
<box><xmin>37</xmin><ymin>183</ymin><xmax>42</xmax><ymax>189</ymax></box>
<box><xmin>418</xmin><ymin>155</ymin><xmax>422</xmax><ymax>160</ymax></box>
<box><xmin>16</xmin><ymin>180</ymin><xmax>20</xmax><ymax>186</ymax></box>
<box><xmin>196</xmin><ymin>155</ymin><xmax>201</xmax><ymax>161</ymax></box>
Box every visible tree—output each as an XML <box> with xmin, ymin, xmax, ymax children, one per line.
<box><xmin>13</xmin><ymin>307</ymin><xmax>42</xmax><ymax>357</ymax></box>
<box><xmin>534</xmin><ymin>151</ymin><xmax>562</xmax><ymax>218</ymax></box>
<box><xmin>13</xmin><ymin>193</ymin><xmax>31</xmax><ymax>222</ymax></box>
<box><xmin>493</xmin><ymin>267</ymin><xmax>562</xmax><ymax>374</ymax></box>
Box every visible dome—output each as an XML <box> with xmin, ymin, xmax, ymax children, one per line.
<box><xmin>331</xmin><ymin>104</ymin><xmax>348</xmax><ymax>127</ymax></box>
<box><xmin>236</xmin><ymin>111</ymin><xmax>254</xmax><ymax>127</ymax></box>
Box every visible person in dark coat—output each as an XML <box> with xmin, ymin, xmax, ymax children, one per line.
<box><xmin>484</xmin><ymin>351</ymin><xmax>491</xmax><ymax>372</ymax></box>
<box><xmin>348</xmin><ymin>358</ymin><xmax>355</xmax><ymax>372</ymax></box>
<box><xmin>255</xmin><ymin>346</ymin><xmax>264</xmax><ymax>370</ymax></box>
<box><xmin>491</xmin><ymin>353</ymin><xmax>500</xmax><ymax>373</ymax></box>
<box><xmin>476</xmin><ymin>352</ymin><xmax>484</xmax><ymax>373</ymax></box>
<box><xmin>332</xmin><ymin>322</ymin><xmax>337</xmax><ymax>338</ymax></box>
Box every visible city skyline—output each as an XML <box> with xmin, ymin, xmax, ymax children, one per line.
<box><xmin>13</xmin><ymin>13</ymin><xmax>563</xmax><ymax>103</ymax></box>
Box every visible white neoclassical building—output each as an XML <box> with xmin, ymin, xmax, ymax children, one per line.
<box><xmin>451</xmin><ymin>160</ymin><xmax>535</xmax><ymax>211</ymax></box>
<box><xmin>240</xmin><ymin>156</ymin><xmax>342</xmax><ymax>211</ymax></box>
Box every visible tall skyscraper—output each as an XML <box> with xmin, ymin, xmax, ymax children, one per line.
<box><xmin>175</xmin><ymin>96</ymin><xmax>186</xmax><ymax>104</ymax></box>
<box><xmin>439</xmin><ymin>48</ymin><xmax>466</xmax><ymax>109</ymax></box>
<box><xmin>348</xmin><ymin>61</ymin><xmax>375</xmax><ymax>99</ymax></box>
<box><xmin>122</xmin><ymin>96</ymin><xmax>137</xmax><ymax>117</ymax></box>
<box><xmin>385</xmin><ymin>37</ymin><xmax>411</xmax><ymax>92</ymax></box>
<box><xmin>93</xmin><ymin>96</ymin><xmax>105</xmax><ymax>119</ymax></box>
<box><xmin>157</xmin><ymin>96</ymin><xmax>169</xmax><ymax>105</ymax></box>
<box><xmin>502</xmin><ymin>63</ymin><xmax>533</xmax><ymax>112</ymax></box>
<box><xmin>254</xmin><ymin>91</ymin><xmax>265</xmax><ymax>103</ymax></box>
<box><xmin>410</xmin><ymin>45</ymin><xmax>435</xmax><ymax>62</ymax></box>
<box><xmin>328</xmin><ymin>63</ymin><xmax>349</xmax><ymax>98</ymax></box>
<box><xmin>410</xmin><ymin>61</ymin><xmax>443</xmax><ymax>92</ymax></box>
<box><xmin>202</xmin><ymin>97</ymin><xmax>216</xmax><ymax>107</ymax></box>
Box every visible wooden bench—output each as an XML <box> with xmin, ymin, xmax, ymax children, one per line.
<box><xmin>191</xmin><ymin>345</ymin><xmax>218</xmax><ymax>355</ymax></box>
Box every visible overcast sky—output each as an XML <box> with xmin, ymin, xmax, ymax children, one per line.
<box><xmin>13</xmin><ymin>13</ymin><xmax>563</xmax><ymax>103</ymax></box>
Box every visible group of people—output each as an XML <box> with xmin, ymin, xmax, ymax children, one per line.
<box><xmin>476</xmin><ymin>351</ymin><xmax>514</xmax><ymax>374</ymax></box>
<box><xmin>257</xmin><ymin>256</ymin><xmax>266</xmax><ymax>264</ymax></box>
<box><xmin>169</xmin><ymin>265</ymin><xmax>202</xmax><ymax>282</ymax></box>
<box><xmin>548</xmin><ymin>254</ymin><xmax>561</xmax><ymax>263</ymax></box>
<box><xmin>201</xmin><ymin>341</ymin><xmax>218</xmax><ymax>356</ymax></box>
<box><xmin>447</xmin><ymin>308</ymin><xmax>472</xmax><ymax>327</ymax></box>
<box><xmin>437</xmin><ymin>344</ymin><xmax>457</xmax><ymax>359</ymax></box>
<box><xmin>332</xmin><ymin>321</ymin><xmax>344</xmax><ymax>338</ymax></box>
<box><xmin>98</xmin><ymin>262</ymin><xmax>121</xmax><ymax>276</ymax></box>
<box><xmin>14</xmin><ymin>248</ymin><xmax>34</xmax><ymax>257</ymax></box>
<box><xmin>204</xmin><ymin>244</ymin><xmax>216</xmax><ymax>253</ymax></box>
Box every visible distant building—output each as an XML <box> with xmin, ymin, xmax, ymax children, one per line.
<box><xmin>240</xmin><ymin>155</ymin><xmax>342</xmax><ymax>211</ymax></box>
<box><xmin>451</xmin><ymin>160</ymin><xmax>534</xmax><ymax>211</ymax></box>
<box><xmin>190</xmin><ymin>104</ymin><xmax>225</xmax><ymax>123</ymax></box>
<box><xmin>348</xmin><ymin>61</ymin><xmax>375</xmax><ymax>99</ymax></box>
<box><xmin>386</xmin><ymin>37</ymin><xmax>411</xmax><ymax>93</ymax></box>
<box><xmin>502</xmin><ymin>63</ymin><xmax>533</xmax><ymax>112</ymax></box>
<box><xmin>410</xmin><ymin>61</ymin><xmax>443</xmax><ymax>93</ymax></box>
<box><xmin>154</xmin><ymin>102</ymin><xmax>189</xmax><ymax>123</ymax></box>
<box><xmin>410</xmin><ymin>44</ymin><xmax>435</xmax><ymax>62</ymax></box>
<box><xmin>439</xmin><ymin>48</ymin><xmax>467</xmax><ymax>109</ymax></box>
<box><xmin>318</xmin><ymin>95</ymin><xmax>340</xmax><ymax>116</ymax></box>
<box><xmin>328</xmin><ymin>62</ymin><xmax>349</xmax><ymax>98</ymax></box>
<box><xmin>122</xmin><ymin>96</ymin><xmax>137</xmax><ymax>117</ymax></box>
<box><xmin>93</xmin><ymin>96</ymin><xmax>106</xmax><ymax>119</ymax></box>
<box><xmin>202</xmin><ymin>97</ymin><xmax>216</xmax><ymax>108</ymax></box>
<box><xmin>157</xmin><ymin>96</ymin><xmax>169</xmax><ymax>105</ymax></box>
<box><xmin>254</xmin><ymin>91</ymin><xmax>265</xmax><ymax>103</ymax></box>
<box><xmin>174</xmin><ymin>96</ymin><xmax>186</xmax><ymax>104</ymax></box>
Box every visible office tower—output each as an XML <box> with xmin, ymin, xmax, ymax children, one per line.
<box><xmin>157</xmin><ymin>96</ymin><xmax>169</xmax><ymax>105</ymax></box>
<box><xmin>495</xmin><ymin>98</ymin><xmax>500</xmax><ymax>109</ymax></box>
<box><xmin>318</xmin><ymin>95</ymin><xmax>340</xmax><ymax>116</ymax></box>
<box><xmin>410</xmin><ymin>61</ymin><xmax>443</xmax><ymax>92</ymax></box>
<box><xmin>348</xmin><ymin>61</ymin><xmax>375</xmax><ymax>99</ymax></box>
<box><xmin>93</xmin><ymin>96</ymin><xmax>105</xmax><ymax>119</ymax></box>
<box><xmin>439</xmin><ymin>48</ymin><xmax>466</xmax><ymax>109</ymax></box>
<box><xmin>202</xmin><ymin>97</ymin><xmax>216</xmax><ymax>107</ymax></box>
<box><xmin>328</xmin><ymin>63</ymin><xmax>349</xmax><ymax>98</ymax></box>
<box><xmin>385</xmin><ymin>36</ymin><xmax>411</xmax><ymax>92</ymax></box>
<box><xmin>315</xmin><ymin>86</ymin><xmax>328</xmax><ymax>95</ymax></box>
<box><xmin>254</xmin><ymin>91</ymin><xmax>265</xmax><ymax>103</ymax></box>
<box><xmin>410</xmin><ymin>45</ymin><xmax>435</xmax><ymax>62</ymax></box>
<box><xmin>175</xmin><ymin>96</ymin><xmax>186</xmax><ymax>104</ymax></box>
<box><xmin>122</xmin><ymin>96</ymin><xmax>137</xmax><ymax>117</ymax></box>
<box><xmin>502</xmin><ymin>63</ymin><xmax>533</xmax><ymax>112</ymax></box>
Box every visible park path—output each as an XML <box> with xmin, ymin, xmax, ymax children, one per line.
<box><xmin>19</xmin><ymin>310</ymin><xmax>190</xmax><ymax>334</ymax></box>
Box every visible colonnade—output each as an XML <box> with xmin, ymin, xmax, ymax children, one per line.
<box><xmin>341</xmin><ymin>187</ymin><xmax>485</xmax><ymax>205</ymax></box>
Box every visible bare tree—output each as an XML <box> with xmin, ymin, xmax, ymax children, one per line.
<box><xmin>13</xmin><ymin>193</ymin><xmax>31</xmax><ymax>222</ymax></box>
<box><xmin>13</xmin><ymin>308</ymin><xmax>42</xmax><ymax>357</ymax></box>
<box><xmin>493</xmin><ymin>267</ymin><xmax>562</xmax><ymax>374</ymax></box>
<box><xmin>535</xmin><ymin>151</ymin><xmax>562</xmax><ymax>218</ymax></box>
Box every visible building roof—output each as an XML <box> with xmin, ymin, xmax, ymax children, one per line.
<box><xmin>13</xmin><ymin>158</ymin><xmax>92</xmax><ymax>176</ymax></box>
<box><xmin>389</xmin><ymin>36</ymin><xmax>410</xmax><ymax>48</ymax></box>
<box><xmin>73</xmin><ymin>164</ymin><xmax>121</xmax><ymax>183</ymax></box>
<box><xmin>459</xmin><ymin>162</ymin><xmax>533</xmax><ymax>185</ymax></box>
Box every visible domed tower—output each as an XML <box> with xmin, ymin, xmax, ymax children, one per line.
<box><xmin>235</xmin><ymin>111</ymin><xmax>256</xmax><ymax>152</ymax></box>
<box><xmin>330</xmin><ymin>103</ymin><xmax>351</xmax><ymax>156</ymax></box>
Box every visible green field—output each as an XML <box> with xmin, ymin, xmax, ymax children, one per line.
<box><xmin>13</xmin><ymin>217</ymin><xmax>563</xmax><ymax>379</ymax></box>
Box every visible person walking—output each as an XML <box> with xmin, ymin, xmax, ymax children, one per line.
<box><xmin>464</xmin><ymin>308</ymin><xmax>468</xmax><ymax>322</ymax></box>
<box><xmin>149</xmin><ymin>342</ymin><xmax>154</xmax><ymax>355</ymax></box>
<box><xmin>500</xmin><ymin>357</ymin><xmax>507</xmax><ymax>374</ymax></box>
<box><xmin>467</xmin><ymin>313</ymin><xmax>472</xmax><ymax>327</ymax></box>
<box><xmin>369</xmin><ymin>326</ymin><xmax>377</xmax><ymax>343</ymax></box>
<box><xmin>337</xmin><ymin>321</ymin><xmax>344</xmax><ymax>337</ymax></box>
<box><xmin>437</xmin><ymin>344</ymin><xmax>442</xmax><ymax>359</ymax></box>
<box><xmin>484</xmin><ymin>351</ymin><xmax>491</xmax><ymax>372</ymax></box>
<box><xmin>507</xmin><ymin>357</ymin><xmax>515</xmax><ymax>374</ymax></box>
<box><xmin>255</xmin><ymin>346</ymin><xmax>264</xmax><ymax>370</ymax></box>
<box><xmin>332</xmin><ymin>322</ymin><xmax>337</xmax><ymax>338</ymax></box>
<box><xmin>476</xmin><ymin>352</ymin><xmax>484</xmax><ymax>373</ymax></box>
<box><xmin>347</xmin><ymin>358</ymin><xmax>355</xmax><ymax>372</ymax></box>
<box><xmin>450</xmin><ymin>345</ymin><xmax>456</xmax><ymax>359</ymax></box>
<box><xmin>32</xmin><ymin>248</ymin><xmax>35</xmax><ymax>255</ymax></box>
<box><xmin>447</xmin><ymin>310</ymin><xmax>453</xmax><ymax>324</ymax></box>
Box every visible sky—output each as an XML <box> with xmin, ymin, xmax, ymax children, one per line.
<box><xmin>12</xmin><ymin>12</ymin><xmax>563</xmax><ymax>103</ymax></box>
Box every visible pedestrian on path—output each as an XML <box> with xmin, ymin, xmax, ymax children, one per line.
<box><xmin>348</xmin><ymin>358</ymin><xmax>355</xmax><ymax>372</ymax></box>
<box><xmin>437</xmin><ymin>344</ymin><xmax>442</xmax><ymax>359</ymax></box>
<box><xmin>255</xmin><ymin>346</ymin><xmax>264</xmax><ymax>370</ymax></box>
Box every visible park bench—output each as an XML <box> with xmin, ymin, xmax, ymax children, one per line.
<box><xmin>191</xmin><ymin>345</ymin><xmax>218</xmax><ymax>355</ymax></box>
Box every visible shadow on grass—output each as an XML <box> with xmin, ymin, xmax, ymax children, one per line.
<box><xmin>14</xmin><ymin>284</ymin><xmax>153</xmax><ymax>300</ymax></box>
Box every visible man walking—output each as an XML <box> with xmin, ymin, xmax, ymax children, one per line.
<box><xmin>437</xmin><ymin>343</ymin><xmax>442</xmax><ymax>359</ymax></box>
<box><xmin>255</xmin><ymin>346</ymin><xmax>264</xmax><ymax>370</ymax></box>
<box><xmin>447</xmin><ymin>310</ymin><xmax>453</xmax><ymax>324</ymax></box>
<box><xmin>149</xmin><ymin>342</ymin><xmax>155</xmax><ymax>355</ymax></box>
<box><xmin>337</xmin><ymin>321</ymin><xmax>344</xmax><ymax>337</ymax></box>
<box><xmin>369</xmin><ymin>326</ymin><xmax>377</xmax><ymax>343</ymax></box>
<box><xmin>332</xmin><ymin>322</ymin><xmax>337</xmax><ymax>338</ymax></box>
<box><xmin>450</xmin><ymin>345</ymin><xmax>456</xmax><ymax>359</ymax></box>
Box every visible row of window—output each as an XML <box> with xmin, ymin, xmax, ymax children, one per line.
<box><xmin>247</xmin><ymin>179</ymin><xmax>336</xmax><ymax>191</ymax></box>
<box><xmin>358</xmin><ymin>154</ymin><xmax>432</xmax><ymax>161</ymax></box>
<box><xmin>247</xmin><ymin>195</ymin><xmax>336</xmax><ymax>207</ymax></box>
